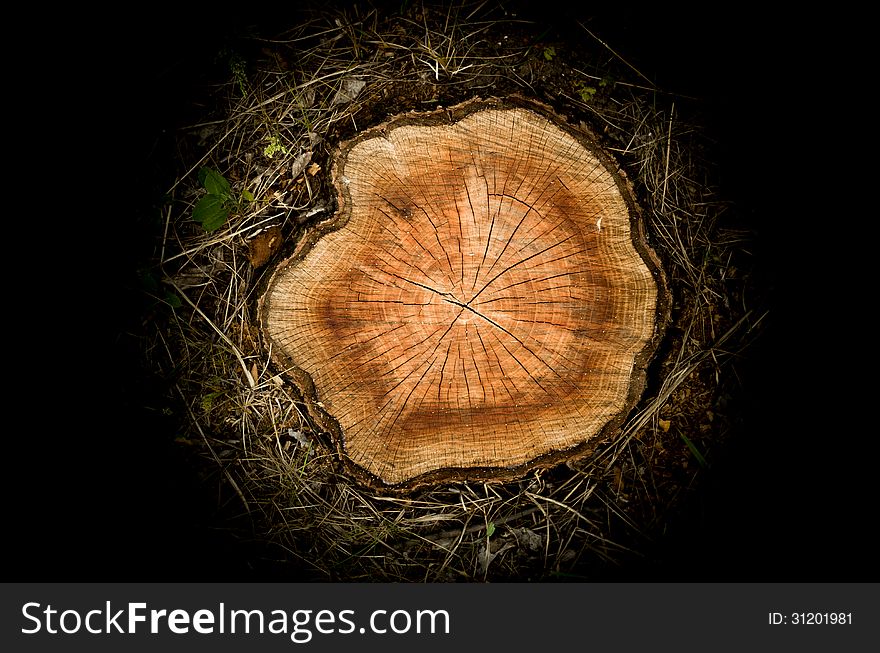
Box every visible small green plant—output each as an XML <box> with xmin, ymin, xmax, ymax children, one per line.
<box><xmin>163</xmin><ymin>291</ymin><xmax>183</xmax><ymax>309</ymax></box>
<box><xmin>679</xmin><ymin>432</ymin><xmax>708</xmax><ymax>468</ymax></box>
<box><xmin>542</xmin><ymin>45</ymin><xmax>556</xmax><ymax>61</ymax></box>
<box><xmin>201</xmin><ymin>390</ymin><xmax>225</xmax><ymax>413</ymax></box>
<box><xmin>192</xmin><ymin>167</ymin><xmax>254</xmax><ymax>233</ymax></box>
<box><xmin>229</xmin><ymin>52</ymin><xmax>248</xmax><ymax>95</ymax></box>
<box><xmin>138</xmin><ymin>268</ymin><xmax>181</xmax><ymax>309</ymax></box>
<box><xmin>263</xmin><ymin>134</ymin><xmax>288</xmax><ymax>159</ymax></box>
<box><xmin>576</xmin><ymin>82</ymin><xmax>597</xmax><ymax>103</ymax></box>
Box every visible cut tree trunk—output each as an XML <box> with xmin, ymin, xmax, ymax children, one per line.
<box><xmin>258</xmin><ymin>97</ymin><xmax>668</xmax><ymax>489</ymax></box>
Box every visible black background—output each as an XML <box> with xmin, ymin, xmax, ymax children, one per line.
<box><xmin>11</xmin><ymin>3</ymin><xmax>872</xmax><ymax>583</ymax></box>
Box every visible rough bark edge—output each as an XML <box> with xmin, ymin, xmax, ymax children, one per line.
<box><xmin>257</xmin><ymin>95</ymin><xmax>671</xmax><ymax>493</ymax></box>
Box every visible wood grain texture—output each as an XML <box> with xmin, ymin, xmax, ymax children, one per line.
<box><xmin>259</xmin><ymin>98</ymin><xmax>667</xmax><ymax>488</ymax></box>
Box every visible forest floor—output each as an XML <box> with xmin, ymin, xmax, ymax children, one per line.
<box><xmin>20</xmin><ymin>1</ymin><xmax>868</xmax><ymax>583</ymax></box>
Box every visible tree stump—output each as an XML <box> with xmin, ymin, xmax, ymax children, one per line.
<box><xmin>258</xmin><ymin>98</ymin><xmax>668</xmax><ymax>489</ymax></box>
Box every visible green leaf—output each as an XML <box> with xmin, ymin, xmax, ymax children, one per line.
<box><xmin>577</xmin><ymin>85</ymin><xmax>597</xmax><ymax>103</ymax></box>
<box><xmin>201</xmin><ymin>391</ymin><xmax>224</xmax><ymax>412</ymax></box>
<box><xmin>241</xmin><ymin>189</ymin><xmax>254</xmax><ymax>202</ymax></box>
<box><xmin>680</xmin><ymin>432</ymin><xmax>708</xmax><ymax>468</ymax></box>
<box><xmin>193</xmin><ymin>194</ymin><xmax>228</xmax><ymax>228</ymax></box>
<box><xmin>543</xmin><ymin>46</ymin><xmax>555</xmax><ymax>61</ymax></box>
<box><xmin>201</xmin><ymin>206</ymin><xmax>230</xmax><ymax>232</ymax></box>
<box><xmin>486</xmin><ymin>522</ymin><xmax>495</xmax><ymax>538</ymax></box>
<box><xmin>163</xmin><ymin>292</ymin><xmax>183</xmax><ymax>309</ymax></box>
<box><xmin>199</xmin><ymin>167</ymin><xmax>232</xmax><ymax>197</ymax></box>
<box><xmin>263</xmin><ymin>136</ymin><xmax>287</xmax><ymax>159</ymax></box>
<box><xmin>137</xmin><ymin>269</ymin><xmax>159</xmax><ymax>292</ymax></box>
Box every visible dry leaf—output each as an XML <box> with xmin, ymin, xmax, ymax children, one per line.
<box><xmin>509</xmin><ymin>527</ymin><xmax>542</xmax><ymax>553</ymax></box>
<box><xmin>331</xmin><ymin>77</ymin><xmax>366</xmax><ymax>106</ymax></box>
<box><xmin>290</xmin><ymin>151</ymin><xmax>313</xmax><ymax>179</ymax></box>
<box><xmin>247</xmin><ymin>225</ymin><xmax>283</xmax><ymax>268</ymax></box>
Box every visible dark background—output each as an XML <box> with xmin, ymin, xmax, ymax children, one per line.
<box><xmin>11</xmin><ymin>3</ymin><xmax>871</xmax><ymax>582</ymax></box>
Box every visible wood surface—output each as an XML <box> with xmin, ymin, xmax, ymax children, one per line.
<box><xmin>259</xmin><ymin>99</ymin><xmax>667</xmax><ymax>487</ymax></box>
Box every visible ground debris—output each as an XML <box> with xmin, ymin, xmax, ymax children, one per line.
<box><xmin>331</xmin><ymin>77</ymin><xmax>366</xmax><ymax>106</ymax></box>
<box><xmin>247</xmin><ymin>225</ymin><xmax>283</xmax><ymax>268</ymax></box>
<box><xmin>139</xmin><ymin>0</ymin><xmax>768</xmax><ymax>582</ymax></box>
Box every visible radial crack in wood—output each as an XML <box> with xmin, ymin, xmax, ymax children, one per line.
<box><xmin>258</xmin><ymin>98</ymin><xmax>668</xmax><ymax>489</ymax></box>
